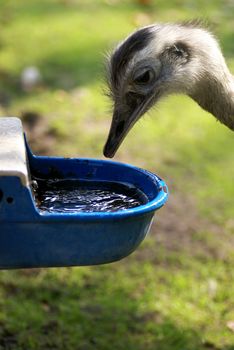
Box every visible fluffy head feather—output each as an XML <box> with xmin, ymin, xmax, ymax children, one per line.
<box><xmin>104</xmin><ymin>22</ymin><xmax>234</xmax><ymax>157</ymax></box>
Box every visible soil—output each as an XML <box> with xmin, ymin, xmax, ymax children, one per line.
<box><xmin>21</xmin><ymin>111</ymin><xmax>56</xmax><ymax>155</ymax></box>
<box><xmin>148</xmin><ymin>191</ymin><xmax>234</xmax><ymax>261</ymax></box>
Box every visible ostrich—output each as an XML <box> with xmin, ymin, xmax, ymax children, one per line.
<box><xmin>103</xmin><ymin>22</ymin><xmax>234</xmax><ymax>158</ymax></box>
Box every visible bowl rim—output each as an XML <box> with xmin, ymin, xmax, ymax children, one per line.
<box><xmin>31</xmin><ymin>157</ymin><xmax>169</xmax><ymax>220</ymax></box>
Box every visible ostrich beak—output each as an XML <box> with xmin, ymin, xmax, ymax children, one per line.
<box><xmin>103</xmin><ymin>107</ymin><xmax>134</xmax><ymax>158</ymax></box>
<box><xmin>103</xmin><ymin>94</ymin><xmax>154</xmax><ymax>158</ymax></box>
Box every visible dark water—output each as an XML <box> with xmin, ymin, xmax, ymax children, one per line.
<box><xmin>32</xmin><ymin>179</ymin><xmax>148</xmax><ymax>213</ymax></box>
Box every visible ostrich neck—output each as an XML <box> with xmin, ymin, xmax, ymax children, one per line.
<box><xmin>191</xmin><ymin>71</ymin><xmax>234</xmax><ymax>131</ymax></box>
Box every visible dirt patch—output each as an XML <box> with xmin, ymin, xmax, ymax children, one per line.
<box><xmin>21</xmin><ymin>111</ymin><xmax>56</xmax><ymax>155</ymax></box>
<box><xmin>145</xmin><ymin>191</ymin><xmax>234</xmax><ymax>261</ymax></box>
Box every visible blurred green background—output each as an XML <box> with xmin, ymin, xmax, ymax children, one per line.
<box><xmin>0</xmin><ymin>1</ymin><xmax>234</xmax><ymax>349</ymax></box>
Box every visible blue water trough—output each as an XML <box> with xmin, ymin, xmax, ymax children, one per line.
<box><xmin>0</xmin><ymin>117</ymin><xmax>168</xmax><ymax>269</ymax></box>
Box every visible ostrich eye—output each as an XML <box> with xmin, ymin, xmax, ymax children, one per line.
<box><xmin>133</xmin><ymin>68</ymin><xmax>154</xmax><ymax>85</ymax></box>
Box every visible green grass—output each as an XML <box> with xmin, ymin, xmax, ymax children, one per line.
<box><xmin>0</xmin><ymin>1</ymin><xmax>234</xmax><ymax>349</ymax></box>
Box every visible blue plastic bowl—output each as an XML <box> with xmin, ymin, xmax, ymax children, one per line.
<box><xmin>0</xmin><ymin>123</ymin><xmax>168</xmax><ymax>269</ymax></box>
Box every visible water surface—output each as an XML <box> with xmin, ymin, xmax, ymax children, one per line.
<box><xmin>33</xmin><ymin>179</ymin><xmax>148</xmax><ymax>213</ymax></box>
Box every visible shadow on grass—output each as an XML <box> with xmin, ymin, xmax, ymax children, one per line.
<box><xmin>0</xmin><ymin>268</ymin><xmax>233</xmax><ymax>350</ymax></box>
<box><xmin>0</xmin><ymin>0</ymin><xmax>233</xmax><ymax>95</ymax></box>
<box><xmin>0</xmin><ymin>36</ymin><xmax>107</xmax><ymax>102</ymax></box>
<box><xmin>38</xmin><ymin>43</ymin><xmax>106</xmax><ymax>89</ymax></box>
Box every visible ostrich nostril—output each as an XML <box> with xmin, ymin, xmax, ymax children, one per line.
<box><xmin>115</xmin><ymin>121</ymin><xmax>125</xmax><ymax>138</ymax></box>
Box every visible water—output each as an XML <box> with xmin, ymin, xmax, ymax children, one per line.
<box><xmin>32</xmin><ymin>178</ymin><xmax>148</xmax><ymax>213</ymax></box>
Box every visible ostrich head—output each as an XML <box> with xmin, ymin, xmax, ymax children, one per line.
<box><xmin>103</xmin><ymin>22</ymin><xmax>234</xmax><ymax>158</ymax></box>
